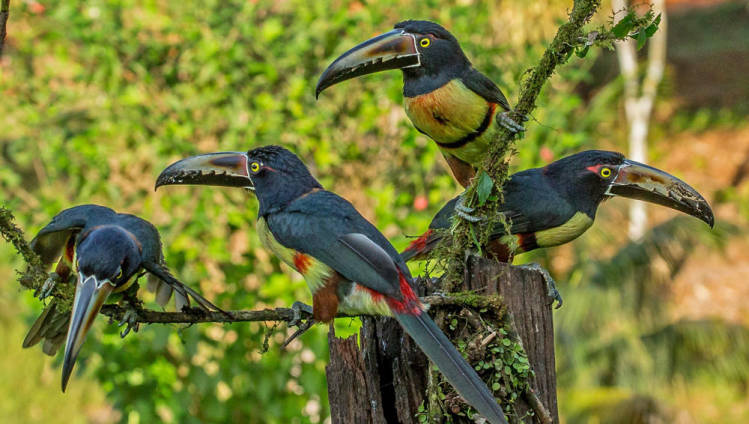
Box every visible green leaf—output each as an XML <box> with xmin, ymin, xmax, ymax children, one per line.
<box><xmin>636</xmin><ymin>29</ymin><xmax>648</xmax><ymax>50</ymax></box>
<box><xmin>476</xmin><ymin>171</ymin><xmax>494</xmax><ymax>206</ymax></box>
<box><xmin>469</xmin><ymin>223</ymin><xmax>482</xmax><ymax>253</ymax></box>
<box><xmin>575</xmin><ymin>45</ymin><xmax>590</xmax><ymax>58</ymax></box>
<box><xmin>645</xmin><ymin>13</ymin><xmax>662</xmax><ymax>37</ymax></box>
<box><xmin>612</xmin><ymin>13</ymin><xmax>635</xmax><ymax>38</ymax></box>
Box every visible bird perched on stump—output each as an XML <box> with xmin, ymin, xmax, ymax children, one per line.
<box><xmin>316</xmin><ymin>20</ymin><xmax>523</xmax><ymax>188</ymax></box>
<box><xmin>401</xmin><ymin>150</ymin><xmax>714</xmax><ymax>263</ymax></box>
<box><xmin>156</xmin><ymin>145</ymin><xmax>509</xmax><ymax>424</ymax></box>
<box><xmin>23</xmin><ymin>205</ymin><xmax>225</xmax><ymax>392</ymax></box>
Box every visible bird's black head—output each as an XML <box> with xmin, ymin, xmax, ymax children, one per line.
<box><xmin>76</xmin><ymin>225</ymin><xmax>143</xmax><ymax>288</ymax></box>
<box><xmin>316</xmin><ymin>20</ymin><xmax>471</xmax><ymax>98</ymax></box>
<box><xmin>156</xmin><ymin>145</ymin><xmax>323</xmax><ymax>217</ymax></box>
<box><xmin>543</xmin><ymin>150</ymin><xmax>714</xmax><ymax>226</ymax></box>
<box><xmin>545</xmin><ymin>150</ymin><xmax>626</xmax><ymax>215</ymax></box>
<box><xmin>61</xmin><ymin>224</ymin><xmax>143</xmax><ymax>392</ymax></box>
<box><xmin>245</xmin><ymin>145</ymin><xmax>323</xmax><ymax>215</ymax></box>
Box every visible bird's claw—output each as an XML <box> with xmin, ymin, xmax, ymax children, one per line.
<box><xmin>117</xmin><ymin>304</ymin><xmax>141</xmax><ymax>338</ymax></box>
<box><xmin>38</xmin><ymin>272</ymin><xmax>62</xmax><ymax>300</ymax></box>
<box><xmin>289</xmin><ymin>301</ymin><xmax>313</xmax><ymax>327</ymax></box>
<box><xmin>282</xmin><ymin>302</ymin><xmax>315</xmax><ymax>349</ymax></box>
<box><xmin>455</xmin><ymin>194</ymin><xmax>484</xmax><ymax>223</ymax></box>
<box><xmin>281</xmin><ymin>318</ymin><xmax>316</xmax><ymax>349</ymax></box>
<box><xmin>520</xmin><ymin>263</ymin><xmax>563</xmax><ymax>309</ymax></box>
<box><xmin>498</xmin><ymin>111</ymin><xmax>526</xmax><ymax>134</ymax></box>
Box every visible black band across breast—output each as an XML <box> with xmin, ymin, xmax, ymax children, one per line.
<box><xmin>435</xmin><ymin>103</ymin><xmax>496</xmax><ymax>149</ymax></box>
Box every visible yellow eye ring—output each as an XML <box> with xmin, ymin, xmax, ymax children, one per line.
<box><xmin>116</xmin><ymin>269</ymin><xmax>123</xmax><ymax>280</ymax></box>
<box><xmin>600</xmin><ymin>167</ymin><xmax>612</xmax><ymax>178</ymax></box>
<box><xmin>250</xmin><ymin>162</ymin><xmax>260</xmax><ymax>173</ymax></box>
<box><xmin>420</xmin><ymin>38</ymin><xmax>430</xmax><ymax>48</ymax></box>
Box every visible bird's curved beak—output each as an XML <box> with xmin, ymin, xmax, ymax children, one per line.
<box><xmin>61</xmin><ymin>274</ymin><xmax>114</xmax><ymax>392</ymax></box>
<box><xmin>316</xmin><ymin>29</ymin><xmax>420</xmax><ymax>98</ymax></box>
<box><xmin>606</xmin><ymin>159</ymin><xmax>715</xmax><ymax>227</ymax></box>
<box><xmin>155</xmin><ymin>152</ymin><xmax>254</xmax><ymax>191</ymax></box>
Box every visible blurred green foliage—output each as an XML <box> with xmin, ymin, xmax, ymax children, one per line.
<box><xmin>1</xmin><ymin>0</ymin><xmax>748</xmax><ymax>423</ymax></box>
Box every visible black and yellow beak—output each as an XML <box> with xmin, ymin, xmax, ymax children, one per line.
<box><xmin>61</xmin><ymin>274</ymin><xmax>115</xmax><ymax>392</ymax></box>
<box><xmin>155</xmin><ymin>152</ymin><xmax>254</xmax><ymax>191</ymax></box>
<box><xmin>316</xmin><ymin>29</ymin><xmax>420</xmax><ymax>98</ymax></box>
<box><xmin>607</xmin><ymin>159</ymin><xmax>715</xmax><ymax>227</ymax></box>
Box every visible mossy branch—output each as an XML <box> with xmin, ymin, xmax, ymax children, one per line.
<box><xmin>0</xmin><ymin>206</ymin><xmax>48</xmax><ymax>290</ymax></box>
<box><xmin>439</xmin><ymin>0</ymin><xmax>660</xmax><ymax>289</ymax></box>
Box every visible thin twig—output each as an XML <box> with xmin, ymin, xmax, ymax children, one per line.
<box><xmin>524</xmin><ymin>387</ymin><xmax>554</xmax><ymax>424</ymax></box>
<box><xmin>99</xmin><ymin>294</ymin><xmax>472</xmax><ymax>325</ymax></box>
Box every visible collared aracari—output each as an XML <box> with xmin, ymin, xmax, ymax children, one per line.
<box><xmin>400</xmin><ymin>150</ymin><xmax>715</xmax><ymax>264</ymax></box>
<box><xmin>156</xmin><ymin>145</ymin><xmax>509</xmax><ymax>424</ymax></box>
<box><xmin>22</xmin><ymin>204</ymin><xmax>224</xmax><ymax>391</ymax></box>
<box><xmin>316</xmin><ymin>20</ymin><xmax>522</xmax><ymax>188</ymax></box>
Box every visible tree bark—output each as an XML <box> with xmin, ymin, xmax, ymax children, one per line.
<box><xmin>326</xmin><ymin>257</ymin><xmax>558</xmax><ymax>423</ymax></box>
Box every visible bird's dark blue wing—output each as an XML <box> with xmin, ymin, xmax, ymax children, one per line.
<box><xmin>461</xmin><ymin>68</ymin><xmax>511</xmax><ymax>111</ymax></box>
<box><xmin>497</xmin><ymin>170</ymin><xmax>576</xmax><ymax>235</ymax></box>
<box><xmin>113</xmin><ymin>212</ymin><xmax>165</xmax><ymax>265</ymax></box>
<box><xmin>267</xmin><ymin>190</ymin><xmax>408</xmax><ymax>298</ymax></box>
<box><xmin>30</xmin><ymin>204</ymin><xmax>117</xmax><ymax>268</ymax></box>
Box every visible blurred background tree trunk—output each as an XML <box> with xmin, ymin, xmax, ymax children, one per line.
<box><xmin>326</xmin><ymin>258</ymin><xmax>559</xmax><ymax>424</ymax></box>
<box><xmin>614</xmin><ymin>0</ymin><xmax>668</xmax><ymax>240</ymax></box>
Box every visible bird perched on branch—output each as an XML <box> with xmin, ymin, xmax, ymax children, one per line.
<box><xmin>316</xmin><ymin>20</ymin><xmax>523</xmax><ymax>189</ymax></box>
<box><xmin>156</xmin><ymin>145</ymin><xmax>509</xmax><ymax>424</ymax></box>
<box><xmin>400</xmin><ymin>150</ymin><xmax>714</xmax><ymax>263</ymax></box>
<box><xmin>23</xmin><ymin>205</ymin><xmax>224</xmax><ymax>392</ymax></box>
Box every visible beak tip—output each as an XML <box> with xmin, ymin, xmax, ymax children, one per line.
<box><xmin>314</xmin><ymin>81</ymin><xmax>327</xmax><ymax>99</ymax></box>
<box><xmin>705</xmin><ymin>212</ymin><xmax>715</xmax><ymax>229</ymax></box>
<box><xmin>61</xmin><ymin>363</ymin><xmax>73</xmax><ymax>392</ymax></box>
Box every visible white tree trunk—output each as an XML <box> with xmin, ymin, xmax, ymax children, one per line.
<box><xmin>614</xmin><ymin>0</ymin><xmax>667</xmax><ymax>240</ymax></box>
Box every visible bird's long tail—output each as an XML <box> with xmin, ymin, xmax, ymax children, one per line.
<box><xmin>393</xmin><ymin>310</ymin><xmax>508</xmax><ymax>424</ymax></box>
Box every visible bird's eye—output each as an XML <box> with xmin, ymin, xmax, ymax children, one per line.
<box><xmin>250</xmin><ymin>162</ymin><xmax>261</xmax><ymax>173</ymax></box>
<box><xmin>420</xmin><ymin>38</ymin><xmax>430</xmax><ymax>48</ymax></box>
<box><xmin>600</xmin><ymin>167</ymin><xmax>612</xmax><ymax>178</ymax></box>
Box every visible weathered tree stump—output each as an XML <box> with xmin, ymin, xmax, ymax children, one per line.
<box><xmin>326</xmin><ymin>256</ymin><xmax>559</xmax><ymax>423</ymax></box>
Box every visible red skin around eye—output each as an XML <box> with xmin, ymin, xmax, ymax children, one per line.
<box><xmin>586</xmin><ymin>164</ymin><xmax>603</xmax><ymax>173</ymax></box>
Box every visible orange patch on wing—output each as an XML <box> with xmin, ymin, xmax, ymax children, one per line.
<box><xmin>313</xmin><ymin>274</ymin><xmax>340</xmax><ymax>323</ymax></box>
<box><xmin>293</xmin><ymin>252</ymin><xmax>312</xmax><ymax>274</ymax></box>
